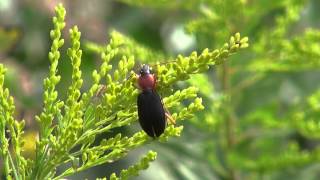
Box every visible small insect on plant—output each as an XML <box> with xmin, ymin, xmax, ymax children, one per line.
<box><xmin>95</xmin><ymin>63</ymin><xmax>175</xmax><ymax>138</ymax></box>
<box><xmin>136</xmin><ymin>64</ymin><xmax>175</xmax><ymax>138</ymax></box>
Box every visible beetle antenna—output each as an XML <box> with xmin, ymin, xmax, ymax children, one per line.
<box><xmin>149</xmin><ymin>60</ymin><xmax>177</xmax><ymax>68</ymax></box>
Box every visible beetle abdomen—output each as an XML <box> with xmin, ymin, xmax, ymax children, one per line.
<box><xmin>137</xmin><ymin>89</ymin><xmax>166</xmax><ymax>137</ymax></box>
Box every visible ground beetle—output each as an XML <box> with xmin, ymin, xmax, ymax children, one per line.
<box><xmin>137</xmin><ymin>64</ymin><xmax>172</xmax><ymax>137</ymax></box>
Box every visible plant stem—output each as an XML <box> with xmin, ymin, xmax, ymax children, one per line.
<box><xmin>222</xmin><ymin>62</ymin><xmax>235</xmax><ymax>147</ymax></box>
<box><xmin>221</xmin><ymin>62</ymin><xmax>239</xmax><ymax>180</ymax></box>
<box><xmin>8</xmin><ymin>151</ymin><xmax>20</xmax><ymax>180</ymax></box>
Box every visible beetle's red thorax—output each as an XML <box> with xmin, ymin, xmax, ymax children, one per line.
<box><xmin>138</xmin><ymin>74</ymin><xmax>156</xmax><ymax>90</ymax></box>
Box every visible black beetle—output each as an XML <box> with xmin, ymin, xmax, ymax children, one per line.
<box><xmin>137</xmin><ymin>64</ymin><xmax>168</xmax><ymax>137</ymax></box>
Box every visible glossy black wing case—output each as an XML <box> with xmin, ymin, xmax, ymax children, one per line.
<box><xmin>137</xmin><ymin>89</ymin><xmax>166</xmax><ymax>137</ymax></box>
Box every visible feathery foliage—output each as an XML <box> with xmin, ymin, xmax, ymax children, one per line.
<box><xmin>0</xmin><ymin>3</ymin><xmax>248</xmax><ymax>179</ymax></box>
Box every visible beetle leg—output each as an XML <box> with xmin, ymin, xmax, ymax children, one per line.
<box><xmin>127</xmin><ymin>71</ymin><xmax>140</xmax><ymax>89</ymax></box>
<box><xmin>126</xmin><ymin>71</ymin><xmax>136</xmax><ymax>81</ymax></box>
<box><xmin>95</xmin><ymin>84</ymin><xmax>107</xmax><ymax>97</ymax></box>
<box><xmin>165</xmin><ymin>110</ymin><xmax>176</xmax><ymax>125</ymax></box>
<box><xmin>159</xmin><ymin>93</ymin><xmax>176</xmax><ymax>125</ymax></box>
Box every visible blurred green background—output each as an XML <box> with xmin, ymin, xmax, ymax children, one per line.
<box><xmin>1</xmin><ymin>0</ymin><xmax>320</xmax><ymax>179</ymax></box>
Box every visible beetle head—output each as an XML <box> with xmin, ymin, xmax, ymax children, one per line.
<box><xmin>139</xmin><ymin>64</ymin><xmax>153</xmax><ymax>75</ymax></box>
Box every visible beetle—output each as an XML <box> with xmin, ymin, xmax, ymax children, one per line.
<box><xmin>137</xmin><ymin>64</ymin><xmax>173</xmax><ymax>137</ymax></box>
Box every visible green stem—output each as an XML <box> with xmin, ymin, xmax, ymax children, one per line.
<box><xmin>221</xmin><ymin>62</ymin><xmax>239</xmax><ymax>180</ymax></box>
<box><xmin>0</xmin><ymin>112</ymin><xmax>12</xmax><ymax>179</ymax></box>
<box><xmin>52</xmin><ymin>149</ymin><xmax>128</xmax><ymax>180</ymax></box>
<box><xmin>230</xmin><ymin>73</ymin><xmax>265</xmax><ymax>95</ymax></box>
<box><xmin>222</xmin><ymin>62</ymin><xmax>234</xmax><ymax>147</ymax></box>
<box><xmin>2</xmin><ymin>149</ymin><xmax>10</xmax><ymax>179</ymax></box>
<box><xmin>8</xmin><ymin>151</ymin><xmax>20</xmax><ymax>180</ymax></box>
<box><xmin>30</xmin><ymin>145</ymin><xmax>49</xmax><ymax>180</ymax></box>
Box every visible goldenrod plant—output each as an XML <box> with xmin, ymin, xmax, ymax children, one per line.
<box><xmin>0</xmin><ymin>4</ymin><xmax>248</xmax><ymax>180</ymax></box>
